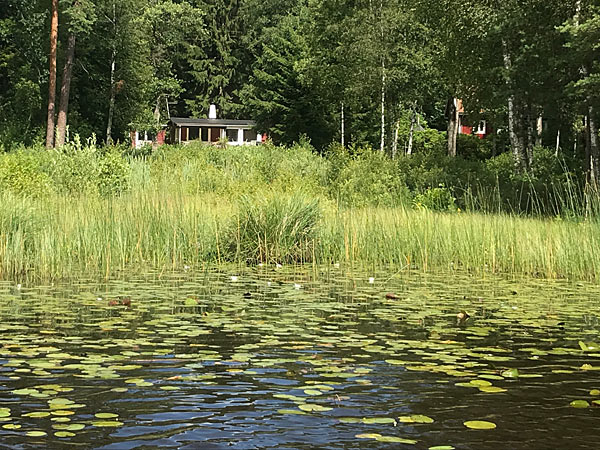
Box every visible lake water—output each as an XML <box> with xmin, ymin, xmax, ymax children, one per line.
<box><xmin>0</xmin><ymin>266</ymin><xmax>599</xmax><ymax>449</ymax></box>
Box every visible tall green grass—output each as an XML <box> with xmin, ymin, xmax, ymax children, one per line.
<box><xmin>1</xmin><ymin>142</ymin><xmax>600</xmax><ymax>281</ymax></box>
<box><xmin>1</xmin><ymin>189</ymin><xmax>599</xmax><ymax>281</ymax></box>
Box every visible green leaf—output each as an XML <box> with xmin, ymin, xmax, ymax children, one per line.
<box><xmin>570</xmin><ymin>400</ymin><xmax>590</xmax><ymax>408</ymax></box>
<box><xmin>464</xmin><ymin>420</ymin><xmax>496</xmax><ymax>430</ymax></box>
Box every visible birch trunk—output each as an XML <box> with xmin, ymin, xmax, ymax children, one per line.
<box><xmin>106</xmin><ymin>2</ymin><xmax>117</xmax><ymax>145</ymax></box>
<box><xmin>392</xmin><ymin>119</ymin><xmax>399</xmax><ymax>159</ymax></box>
<box><xmin>341</xmin><ymin>103</ymin><xmax>345</xmax><ymax>147</ymax></box>
<box><xmin>55</xmin><ymin>33</ymin><xmax>76</xmax><ymax>147</ymax></box>
<box><xmin>502</xmin><ymin>41</ymin><xmax>528</xmax><ymax>172</ymax></box>
<box><xmin>536</xmin><ymin>115</ymin><xmax>543</xmax><ymax>147</ymax></box>
<box><xmin>46</xmin><ymin>0</ymin><xmax>59</xmax><ymax>149</ymax></box>
<box><xmin>588</xmin><ymin>104</ymin><xmax>600</xmax><ymax>185</ymax></box>
<box><xmin>380</xmin><ymin>58</ymin><xmax>385</xmax><ymax>153</ymax></box>
<box><xmin>106</xmin><ymin>53</ymin><xmax>116</xmax><ymax>145</ymax></box>
<box><xmin>407</xmin><ymin>110</ymin><xmax>415</xmax><ymax>156</ymax></box>
<box><xmin>447</xmin><ymin>97</ymin><xmax>458</xmax><ymax>157</ymax></box>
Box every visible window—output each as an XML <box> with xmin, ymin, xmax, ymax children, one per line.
<box><xmin>244</xmin><ymin>129</ymin><xmax>257</xmax><ymax>142</ymax></box>
<box><xmin>189</xmin><ymin>127</ymin><xmax>199</xmax><ymax>140</ymax></box>
<box><xmin>201</xmin><ymin>127</ymin><xmax>209</xmax><ymax>141</ymax></box>
<box><xmin>226</xmin><ymin>128</ymin><xmax>239</xmax><ymax>141</ymax></box>
<box><xmin>476</xmin><ymin>120</ymin><xmax>486</xmax><ymax>134</ymax></box>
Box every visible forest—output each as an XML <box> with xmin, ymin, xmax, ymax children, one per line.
<box><xmin>1</xmin><ymin>0</ymin><xmax>599</xmax><ymax>178</ymax></box>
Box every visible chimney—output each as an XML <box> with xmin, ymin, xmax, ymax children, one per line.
<box><xmin>209</xmin><ymin>104</ymin><xmax>217</xmax><ymax>119</ymax></box>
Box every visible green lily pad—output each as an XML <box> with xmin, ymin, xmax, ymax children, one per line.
<box><xmin>298</xmin><ymin>404</ymin><xmax>332</xmax><ymax>412</ymax></box>
<box><xmin>398</xmin><ymin>415</ymin><xmax>434</xmax><ymax>424</ymax></box>
<box><xmin>277</xmin><ymin>409</ymin><xmax>307</xmax><ymax>415</ymax></box>
<box><xmin>464</xmin><ymin>420</ymin><xmax>496</xmax><ymax>430</ymax></box>
<box><xmin>479</xmin><ymin>386</ymin><xmax>507</xmax><ymax>393</ymax></box>
<box><xmin>500</xmin><ymin>369</ymin><xmax>519</xmax><ymax>378</ymax></box>
<box><xmin>590</xmin><ymin>389</ymin><xmax>600</xmax><ymax>396</ymax></box>
<box><xmin>570</xmin><ymin>400</ymin><xmax>590</xmax><ymax>408</ymax></box>
<box><xmin>361</xmin><ymin>417</ymin><xmax>396</xmax><ymax>424</ymax></box>
<box><xmin>0</xmin><ymin>408</ymin><xmax>10</xmax><ymax>418</ymax></box>
<box><xmin>94</xmin><ymin>413</ymin><xmax>119</xmax><ymax>419</ymax></box>
<box><xmin>356</xmin><ymin>433</ymin><xmax>382</xmax><ymax>439</ymax></box>
<box><xmin>2</xmin><ymin>424</ymin><xmax>21</xmax><ymax>430</ymax></box>
<box><xmin>26</xmin><ymin>431</ymin><xmax>48</xmax><ymax>437</ymax></box>
<box><xmin>375</xmin><ymin>436</ymin><xmax>417</xmax><ymax>444</ymax></box>
<box><xmin>51</xmin><ymin>410</ymin><xmax>74</xmax><ymax>416</ymax></box>
<box><xmin>23</xmin><ymin>412</ymin><xmax>50</xmax><ymax>418</ymax></box>
<box><xmin>469</xmin><ymin>380</ymin><xmax>492</xmax><ymax>387</ymax></box>
<box><xmin>54</xmin><ymin>431</ymin><xmax>76</xmax><ymax>437</ymax></box>
<box><xmin>92</xmin><ymin>420</ymin><xmax>124</xmax><ymax>427</ymax></box>
<box><xmin>303</xmin><ymin>389</ymin><xmax>322</xmax><ymax>396</ymax></box>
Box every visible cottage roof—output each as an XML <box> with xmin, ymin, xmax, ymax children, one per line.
<box><xmin>169</xmin><ymin>117</ymin><xmax>256</xmax><ymax>128</ymax></box>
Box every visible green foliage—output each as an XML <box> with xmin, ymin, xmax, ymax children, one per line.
<box><xmin>0</xmin><ymin>151</ymin><xmax>54</xmax><ymax>197</ymax></box>
<box><xmin>331</xmin><ymin>148</ymin><xmax>411</xmax><ymax>207</ymax></box>
<box><xmin>413</xmin><ymin>185</ymin><xmax>457</xmax><ymax>212</ymax></box>
<box><xmin>228</xmin><ymin>193</ymin><xmax>321</xmax><ymax>264</ymax></box>
<box><xmin>97</xmin><ymin>150</ymin><xmax>131</xmax><ymax>196</ymax></box>
<box><xmin>456</xmin><ymin>134</ymin><xmax>493</xmax><ymax>161</ymax></box>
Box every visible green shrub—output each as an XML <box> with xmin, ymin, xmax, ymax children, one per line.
<box><xmin>48</xmin><ymin>148</ymin><xmax>99</xmax><ymax>195</ymax></box>
<box><xmin>456</xmin><ymin>134</ymin><xmax>493</xmax><ymax>160</ymax></box>
<box><xmin>333</xmin><ymin>148</ymin><xmax>411</xmax><ymax>207</ymax></box>
<box><xmin>0</xmin><ymin>151</ymin><xmax>54</xmax><ymax>197</ymax></box>
<box><xmin>228</xmin><ymin>193</ymin><xmax>321</xmax><ymax>264</ymax></box>
<box><xmin>97</xmin><ymin>150</ymin><xmax>131</xmax><ymax>196</ymax></box>
<box><xmin>413</xmin><ymin>185</ymin><xmax>457</xmax><ymax>211</ymax></box>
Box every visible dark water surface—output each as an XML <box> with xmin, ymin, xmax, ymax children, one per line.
<box><xmin>0</xmin><ymin>267</ymin><xmax>599</xmax><ymax>449</ymax></box>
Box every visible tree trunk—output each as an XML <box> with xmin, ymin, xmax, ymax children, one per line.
<box><xmin>502</xmin><ymin>41</ymin><xmax>528</xmax><ymax>172</ymax></box>
<box><xmin>585</xmin><ymin>115</ymin><xmax>591</xmax><ymax>175</ymax></box>
<box><xmin>536</xmin><ymin>115</ymin><xmax>543</xmax><ymax>147</ymax></box>
<box><xmin>588</xmin><ymin>104</ymin><xmax>600</xmax><ymax>186</ymax></box>
<box><xmin>341</xmin><ymin>102</ymin><xmax>345</xmax><ymax>147</ymax></box>
<box><xmin>106</xmin><ymin>2</ymin><xmax>117</xmax><ymax>145</ymax></box>
<box><xmin>392</xmin><ymin>119</ymin><xmax>399</xmax><ymax>159</ymax></box>
<box><xmin>407</xmin><ymin>110</ymin><xmax>415</xmax><ymax>156</ymax></box>
<box><xmin>380</xmin><ymin>58</ymin><xmax>386</xmax><ymax>153</ymax></box>
<box><xmin>46</xmin><ymin>0</ymin><xmax>59</xmax><ymax>149</ymax></box>
<box><xmin>106</xmin><ymin>53</ymin><xmax>116</xmax><ymax>145</ymax></box>
<box><xmin>447</xmin><ymin>97</ymin><xmax>459</xmax><ymax>157</ymax></box>
<box><xmin>55</xmin><ymin>33</ymin><xmax>76</xmax><ymax>148</ymax></box>
<box><xmin>526</xmin><ymin>110</ymin><xmax>534</xmax><ymax>165</ymax></box>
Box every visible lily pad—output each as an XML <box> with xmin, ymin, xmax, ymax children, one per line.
<box><xmin>361</xmin><ymin>417</ymin><xmax>396</xmax><ymax>424</ymax></box>
<box><xmin>92</xmin><ymin>420</ymin><xmax>124</xmax><ymax>427</ymax></box>
<box><xmin>54</xmin><ymin>431</ymin><xmax>76</xmax><ymax>437</ymax></box>
<box><xmin>23</xmin><ymin>412</ymin><xmax>50</xmax><ymax>418</ymax></box>
<box><xmin>375</xmin><ymin>436</ymin><xmax>418</xmax><ymax>444</ymax></box>
<box><xmin>464</xmin><ymin>420</ymin><xmax>496</xmax><ymax>430</ymax></box>
<box><xmin>479</xmin><ymin>386</ymin><xmax>507</xmax><ymax>393</ymax></box>
<box><xmin>356</xmin><ymin>433</ymin><xmax>382</xmax><ymax>439</ymax></box>
<box><xmin>298</xmin><ymin>404</ymin><xmax>332</xmax><ymax>412</ymax></box>
<box><xmin>94</xmin><ymin>413</ymin><xmax>119</xmax><ymax>419</ymax></box>
<box><xmin>26</xmin><ymin>431</ymin><xmax>47</xmax><ymax>437</ymax></box>
<box><xmin>570</xmin><ymin>400</ymin><xmax>590</xmax><ymax>408</ymax></box>
<box><xmin>277</xmin><ymin>409</ymin><xmax>307</xmax><ymax>415</ymax></box>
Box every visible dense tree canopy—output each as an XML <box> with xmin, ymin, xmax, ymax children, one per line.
<box><xmin>1</xmin><ymin>0</ymin><xmax>599</xmax><ymax>178</ymax></box>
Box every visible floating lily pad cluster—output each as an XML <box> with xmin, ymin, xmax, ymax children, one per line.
<box><xmin>0</xmin><ymin>268</ymin><xmax>598</xmax><ymax>448</ymax></box>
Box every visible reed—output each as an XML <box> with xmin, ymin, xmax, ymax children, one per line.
<box><xmin>1</xmin><ymin>142</ymin><xmax>600</xmax><ymax>281</ymax></box>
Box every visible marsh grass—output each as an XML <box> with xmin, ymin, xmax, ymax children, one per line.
<box><xmin>1</xmin><ymin>142</ymin><xmax>600</xmax><ymax>281</ymax></box>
